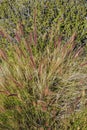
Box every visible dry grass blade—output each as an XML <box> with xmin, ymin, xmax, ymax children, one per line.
<box><xmin>0</xmin><ymin>28</ymin><xmax>13</xmax><ymax>43</ymax></box>
<box><xmin>0</xmin><ymin>49</ymin><xmax>7</xmax><ymax>60</ymax></box>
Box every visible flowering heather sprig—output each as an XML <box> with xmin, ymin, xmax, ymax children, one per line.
<box><xmin>33</xmin><ymin>8</ymin><xmax>37</xmax><ymax>45</ymax></box>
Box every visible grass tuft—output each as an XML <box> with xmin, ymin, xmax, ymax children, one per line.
<box><xmin>0</xmin><ymin>26</ymin><xmax>87</xmax><ymax>129</ymax></box>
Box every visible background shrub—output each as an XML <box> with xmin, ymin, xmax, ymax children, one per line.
<box><xmin>0</xmin><ymin>0</ymin><xmax>87</xmax><ymax>49</ymax></box>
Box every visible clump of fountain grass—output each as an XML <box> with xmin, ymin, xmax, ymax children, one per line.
<box><xmin>0</xmin><ymin>24</ymin><xmax>87</xmax><ymax>130</ymax></box>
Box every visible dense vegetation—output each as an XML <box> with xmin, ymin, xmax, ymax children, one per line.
<box><xmin>0</xmin><ymin>0</ymin><xmax>87</xmax><ymax>130</ymax></box>
<box><xmin>0</xmin><ymin>0</ymin><xmax>87</xmax><ymax>48</ymax></box>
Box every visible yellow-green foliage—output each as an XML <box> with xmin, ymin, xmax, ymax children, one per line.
<box><xmin>59</xmin><ymin>108</ymin><xmax>87</xmax><ymax>130</ymax></box>
<box><xmin>0</xmin><ymin>0</ymin><xmax>87</xmax><ymax>49</ymax></box>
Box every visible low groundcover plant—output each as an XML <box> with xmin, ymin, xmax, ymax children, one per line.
<box><xmin>0</xmin><ymin>25</ymin><xmax>87</xmax><ymax>130</ymax></box>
